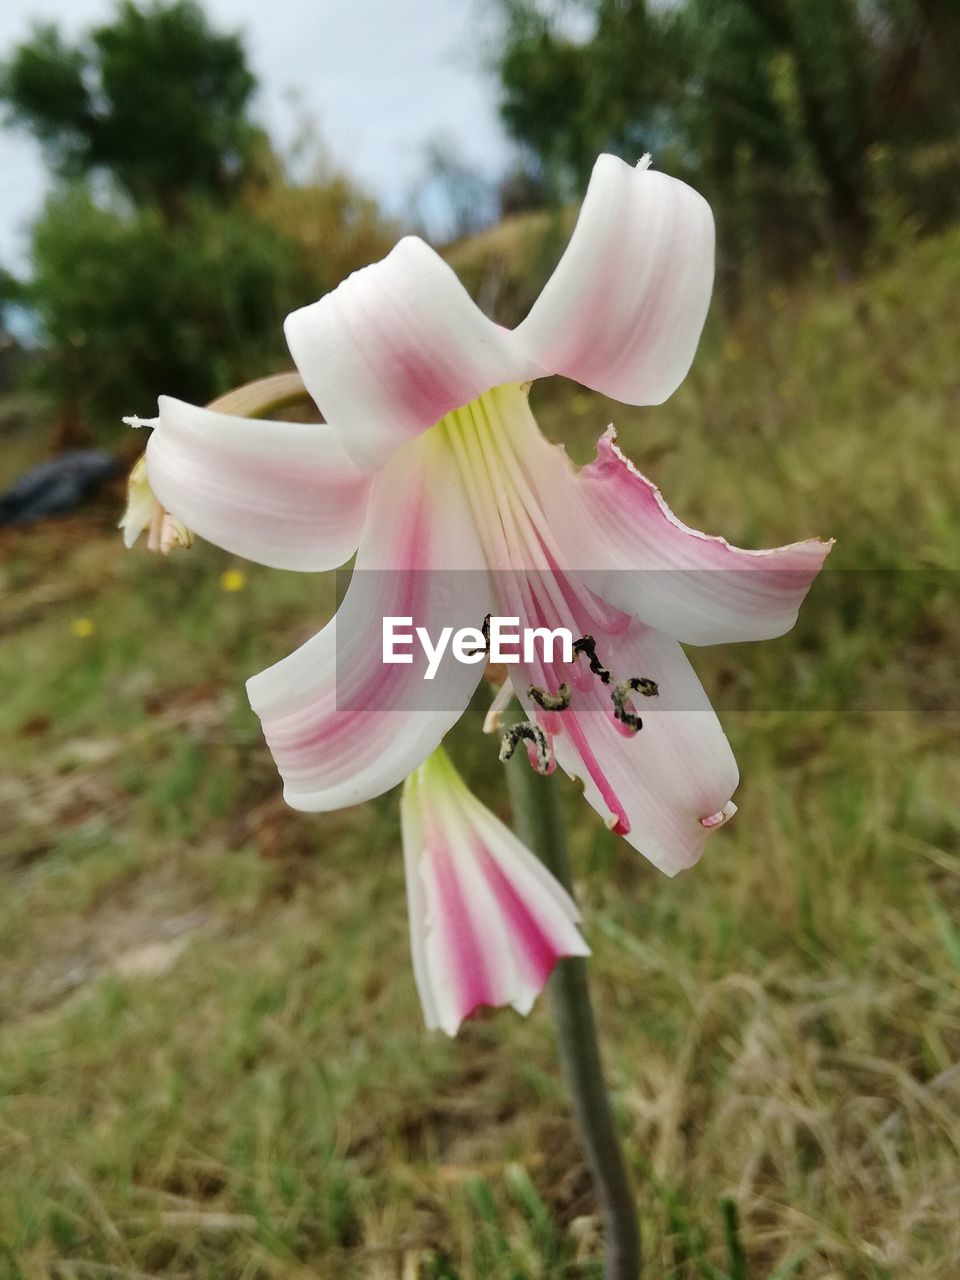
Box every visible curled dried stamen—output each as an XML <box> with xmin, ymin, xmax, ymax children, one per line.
<box><xmin>499</xmin><ymin>720</ymin><xmax>552</xmax><ymax>774</ymax></box>
<box><xmin>465</xmin><ymin>612</ymin><xmax>492</xmax><ymax>658</ymax></box>
<box><xmin>528</xmin><ymin>682</ymin><xmax>571</xmax><ymax>712</ymax></box>
<box><xmin>572</xmin><ymin>635</ymin><xmax>611</xmax><ymax>684</ymax></box>
<box><xmin>611</xmin><ymin>676</ymin><xmax>659</xmax><ymax>733</ymax></box>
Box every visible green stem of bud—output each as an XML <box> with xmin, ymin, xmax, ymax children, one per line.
<box><xmin>507</xmin><ymin>756</ymin><xmax>641</xmax><ymax>1279</ymax></box>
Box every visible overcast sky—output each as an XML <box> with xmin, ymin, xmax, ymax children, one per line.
<box><xmin>0</xmin><ymin>0</ymin><xmax>511</xmax><ymax>272</ymax></box>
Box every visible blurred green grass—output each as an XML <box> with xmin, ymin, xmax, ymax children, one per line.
<box><xmin>0</xmin><ymin>226</ymin><xmax>958</xmax><ymax>1279</ymax></box>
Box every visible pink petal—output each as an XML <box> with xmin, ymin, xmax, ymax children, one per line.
<box><xmin>402</xmin><ymin>751</ymin><xmax>589</xmax><ymax>1036</ymax></box>
<box><xmin>513</xmin><ymin>154</ymin><xmax>715</xmax><ymax>405</ymax></box>
<box><xmin>515</xmin><ymin>616</ymin><xmax>740</xmax><ymax>876</ymax></box>
<box><xmin>245</xmin><ymin>430</ymin><xmax>492</xmax><ymax>811</ymax></box>
<box><xmin>144</xmin><ymin>396</ymin><xmax>370</xmax><ymax>571</ymax></box>
<box><xmin>284</xmin><ymin>237</ymin><xmax>539</xmax><ymax>474</ymax></box>
<box><xmin>511</xmin><ymin>422</ymin><xmax>832</xmax><ymax>645</ymax></box>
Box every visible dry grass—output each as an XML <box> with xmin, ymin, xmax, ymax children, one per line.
<box><xmin>0</xmin><ymin>225</ymin><xmax>958</xmax><ymax>1278</ymax></box>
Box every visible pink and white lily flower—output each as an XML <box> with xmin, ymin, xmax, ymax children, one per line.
<box><xmin>131</xmin><ymin>154</ymin><xmax>831</xmax><ymax>1030</ymax></box>
<box><xmin>403</xmin><ymin>747</ymin><xmax>589</xmax><ymax>1035</ymax></box>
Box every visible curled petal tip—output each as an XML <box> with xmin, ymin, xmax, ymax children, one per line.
<box><xmin>700</xmin><ymin>800</ymin><xmax>738</xmax><ymax>830</ymax></box>
<box><xmin>604</xmin><ymin>810</ymin><xmax>631</xmax><ymax>836</ymax></box>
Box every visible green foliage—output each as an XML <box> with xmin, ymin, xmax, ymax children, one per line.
<box><xmin>498</xmin><ymin>5</ymin><xmax>596</xmax><ymax>195</ymax></box>
<box><xmin>492</xmin><ymin>0</ymin><xmax>960</xmax><ymax>274</ymax></box>
<box><xmin>0</xmin><ymin>1</ymin><xmax>396</xmax><ymax>438</ymax></box>
<box><xmin>245</xmin><ymin>160</ymin><xmax>396</xmax><ymax>302</ymax></box>
<box><xmin>0</xmin><ymin>266</ymin><xmax>25</xmax><ymax>337</ymax></box>
<box><xmin>0</xmin><ymin>0</ymin><xmax>257</xmax><ymax>211</ymax></box>
<box><xmin>26</xmin><ymin>185</ymin><xmax>301</xmax><ymax>430</ymax></box>
<box><xmin>0</xmin><ymin>25</ymin><xmax>89</xmax><ymax>151</ymax></box>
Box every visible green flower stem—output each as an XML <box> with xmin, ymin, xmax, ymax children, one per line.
<box><xmin>507</xmin><ymin>757</ymin><xmax>641</xmax><ymax>1280</ymax></box>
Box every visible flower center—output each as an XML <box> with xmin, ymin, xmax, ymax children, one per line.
<box><xmin>438</xmin><ymin>385</ymin><xmax>644</xmax><ymax>834</ymax></box>
<box><xmin>439</xmin><ymin>383</ymin><xmax>623</xmax><ymax>645</ymax></box>
<box><xmin>438</xmin><ymin>383</ymin><xmax>547</xmax><ymax>577</ymax></box>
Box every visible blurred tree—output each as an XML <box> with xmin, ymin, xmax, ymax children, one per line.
<box><xmin>0</xmin><ymin>1</ymin><xmax>395</xmax><ymax>441</ymax></box>
<box><xmin>498</xmin><ymin>162</ymin><xmax>549</xmax><ymax>217</ymax></box>
<box><xmin>491</xmin><ymin>0</ymin><xmax>960</xmax><ymax>277</ymax></box>
<box><xmin>246</xmin><ymin>152</ymin><xmax>395</xmax><ymax>296</ymax></box>
<box><xmin>0</xmin><ymin>0</ymin><xmax>257</xmax><ymax>217</ymax></box>
<box><xmin>913</xmin><ymin>0</ymin><xmax>960</xmax><ymax>88</ymax></box>
<box><xmin>497</xmin><ymin>3</ymin><xmax>596</xmax><ymax>195</ymax></box>
<box><xmin>410</xmin><ymin>137</ymin><xmax>500</xmax><ymax>241</ymax></box>
<box><xmin>26</xmin><ymin>185</ymin><xmax>301</xmax><ymax>435</ymax></box>
<box><xmin>738</xmin><ymin>0</ymin><xmax>872</xmax><ymax>261</ymax></box>
<box><xmin>0</xmin><ymin>268</ymin><xmax>26</xmax><ymax>397</ymax></box>
<box><xmin>0</xmin><ymin>265</ymin><xmax>24</xmax><ymax>324</ymax></box>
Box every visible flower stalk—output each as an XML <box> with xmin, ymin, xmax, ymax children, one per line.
<box><xmin>506</xmin><ymin>756</ymin><xmax>641</xmax><ymax>1279</ymax></box>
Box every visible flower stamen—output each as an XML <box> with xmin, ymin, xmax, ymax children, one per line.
<box><xmin>529</xmin><ymin>682</ymin><xmax>571</xmax><ymax>712</ymax></box>
<box><xmin>499</xmin><ymin>720</ymin><xmax>553</xmax><ymax>774</ymax></box>
<box><xmin>572</xmin><ymin>634</ymin><xmax>611</xmax><ymax>684</ymax></box>
<box><xmin>465</xmin><ymin>612</ymin><xmax>492</xmax><ymax>657</ymax></box>
<box><xmin>610</xmin><ymin>676</ymin><xmax>659</xmax><ymax>733</ymax></box>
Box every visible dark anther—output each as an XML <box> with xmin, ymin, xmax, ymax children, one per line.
<box><xmin>465</xmin><ymin>612</ymin><xmax>492</xmax><ymax>658</ymax></box>
<box><xmin>499</xmin><ymin>720</ymin><xmax>552</xmax><ymax>774</ymax></box>
<box><xmin>572</xmin><ymin>634</ymin><xmax>611</xmax><ymax>684</ymax></box>
<box><xmin>627</xmin><ymin>676</ymin><xmax>659</xmax><ymax>698</ymax></box>
<box><xmin>611</xmin><ymin>676</ymin><xmax>659</xmax><ymax>733</ymax></box>
<box><xmin>528</xmin><ymin>682</ymin><xmax>571</xmax><ymax>712</ymax></box>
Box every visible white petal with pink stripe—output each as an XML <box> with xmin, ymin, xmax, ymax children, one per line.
<box><xmin>439</xmin><ymin>384</ymin><xmax>742</xmax><ymax>874</ymax></box>
<box><xmin>281</xmin><ymin>157</ymin><xmax>719</xmax><ymax>477</ymax></box>
<box><xmin>285</xmin><ymin>236</ymin><xmax>540</xmax><ymax>475</ymax></box>
<box><xmin>245</xmin><ymin>428</ymin><xmax>493</xmax><ymax>812</ymax></box>
<box><xmin>402</xmin><ymin>747</ymin><xmax>589</xmax><ymax>1036</ymax></box>
<box><xmin>509</xmin><ymin>418</ymin><xmax>833</xmax><ymax>645</ymax></box>
<box><xmin>512</xmin><ymin>619</ymin><xmax>740</xmax><ymax>876</ymax></box>
<box><xmin>145</xmin><ymin>396</ymin><xmax>371</xmax><ymax>572</ymax></box>
<box><xmin>511</xmin><ymin>154</ymin><xmax>715</xmax><ymax>406</ymax></box>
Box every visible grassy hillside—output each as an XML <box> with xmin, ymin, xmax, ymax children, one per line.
<box><xmin>0</xmin><ymin>224</ymin><xmax>958</xmax><ymax>1279</ymax></box>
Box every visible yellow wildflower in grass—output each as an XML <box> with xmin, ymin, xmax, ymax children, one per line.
<box><xmin>220</xmin><ymin>569</ymin><xmax>246</xmax><ymax>593</ymax></box>
<box><xmin>70</xmin><ymin>617</ymin><xmax>95</xmax><ymax>639</ymax></box>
